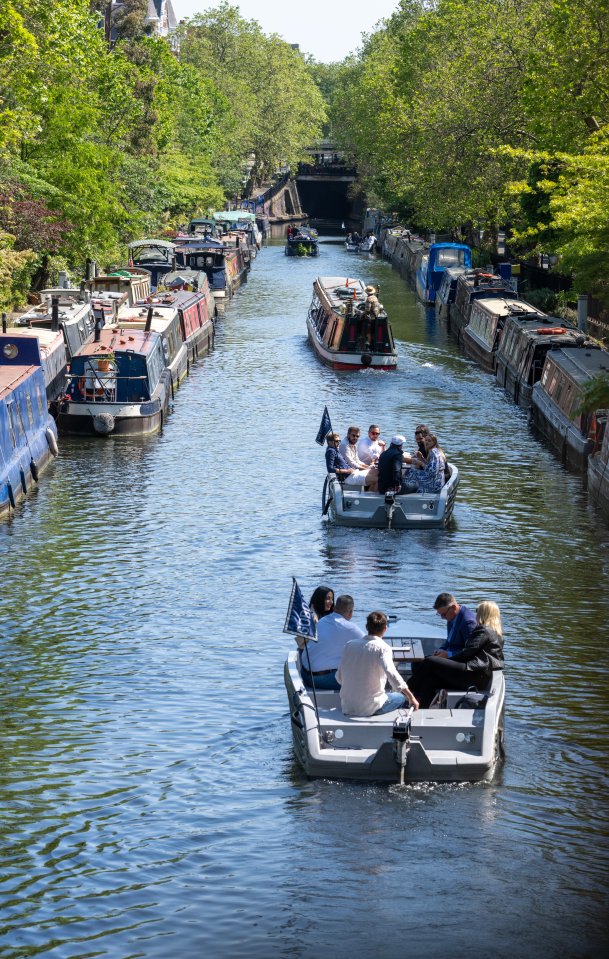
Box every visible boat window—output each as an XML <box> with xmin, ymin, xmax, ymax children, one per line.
<box><xmin>436</xmin><ymin>248</ymin><xmax>467</xmax><ymax>267</ymax></box>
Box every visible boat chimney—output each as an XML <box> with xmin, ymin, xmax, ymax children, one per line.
<box><xmin>94</xmin><ymin>320</ymin><xmax>102</xmax><ymax>342</ymax></box>
<box><xmin>79</xmin><ymin>280</ymin><xmax>87</xmax><ymax>300</ymax></box>
<box><xmin>235</xmin><ymin>236</ymin><xmax>240</xmax><ymax>248</ymax></box>
<box><xmin>577</xmin><ymin>294</ymin><xmax>588</xmax><ymax>332</ymax></box>
<box><xmin>145</xmin><ymin>307</ymin><xmax>154</xmax><ymax>331</ymax></box>
<box><xmin>1</xmin><ymin>312</ymin><xmax>6</xmax><ymax>333</ymax></box>
<box><xmin>51</xmin><ymin>295</ymin><xmax>59</xmax><ymax>331</ymax></box>
<box><xmin>172</xmin><ymin>255</ymin><xmax>176</xmax><ymax>269</ymax></box>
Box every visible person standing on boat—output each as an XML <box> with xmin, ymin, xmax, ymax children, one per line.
<box><xmin>300</xmin><ymin>595</ymin><xmax>365</xmax><ymax>691</ymax></box>
<box><xmin>336</xmin><ymin>611</ymin><xmax>419</xmax><ymax>716</ymax></box>
<box><xmin>340</xmin><ymin>426</ymin><xmax>378</xmax><ymax>490</ymax></box>
<box><xmin>407</xmin><ymin>601</ymin><xmax>504</xmax><ymax>708</ymax></box>
<box><xmin>357</xmin><ymin>424</ymin><xmax>386</xmax><ymax>466</ymax></box>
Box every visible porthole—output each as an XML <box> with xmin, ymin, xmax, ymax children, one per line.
<box><xmin>3</xmin><ymin>343</ymin><xmax>18</xmax><ymax>359</ymax></box>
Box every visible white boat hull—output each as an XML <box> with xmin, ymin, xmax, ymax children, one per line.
<box><xmin>284</xmin><ymin>620</ymin><xmax>505</xmax><ymax>783</ymax></box>
<box><xmin>322</xmin><ymin>466</ymin><xmax>459</xmax><ymax>528</ymax></box>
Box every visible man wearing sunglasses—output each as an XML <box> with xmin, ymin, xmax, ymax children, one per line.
<box><xmin>432</xmin><ymin>592</ymin><xmax>476</xmax><ymax>658</ymax></box>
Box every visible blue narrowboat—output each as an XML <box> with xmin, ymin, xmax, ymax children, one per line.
<box><xmin>416</xmin><ymin>242</ymin><xmax>472</xmax><ymax>304</ymax></box>
<box><xmin>1</xmin><ymin>334</ymin><xmax>59</xmax><ymax>518</ymax></box>
<box><xmin>128</xmin><ymin>239</ymin><xmax>176</xmax><ymax>290</ymax></box>
<box><xmin>57</xmin><ymin>327</ymin><xmax>171</xmax><ymax>436</ymax></box>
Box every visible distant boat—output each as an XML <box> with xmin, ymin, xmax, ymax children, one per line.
<box><xmin>1</xmin><ymin>333</ymin><xmax>59</xmax><ymax>516</ymax></box>
<box><xmin>462</xmin><ymin>297</ymin><xmax>546</xmax><ymax>374</ymax></box>
<box><xmin>174</xmin><ymin>236</ymin><xmax>247</xmax><ymax>303</ymax></box>
<box><xmin>306</xmin><ymin>276</ymin><xmax>398</xmax><ymax>371</ymax></box>
<box><xmin>286</xmin><ymin>227</ymin><xmax>319</xmax><ymax>257</ymax></box>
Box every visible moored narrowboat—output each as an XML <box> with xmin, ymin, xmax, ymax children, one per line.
<box><xmin>112</xmin><ymin>301</ymin><xmax>189</xmax><ymax>389</ymax></box>
<box><xmin>88</xmin><ymin>268</ymin><xmax>152</xmax><ymax>306</ymax></box>
<box><xmin>530</xmin><ymin>347</ymin><xmax>609</xmax><ymax>472</ymax></box>
<box><xmin>128</xmin><ymin>239</ymin><xmax>176</xmax><ymax>289</ymax></box>
<box><xmin>15</xmin><ymin>287</ymin><xmax>96</xmax><ymax>362</ymax></box>
<box><xmin>415</xmin><ymin>242</ymin><xmax>472</xmax><ymax>305</ymax></box>
<box><xmin>135</xmin><ymin>290</ymin><xmax>214</xmax><ymax>364</ymax></box>
<box><xmin>449</xmin><ymin>271</ymin><xmax>518</xmax><ymax>343</ymax></box>
<box><xmin>57</xmin><ymin>328</ymin><xmax>171</xmax><ymax>436</ymax></box>
<box><xmin>306</xmin><ymin>277</ymin><xmax>398</xmax><ymax>371</ymax></box>
<box><xmin>435</xmin><ymin>266</ymin><xmax>468</xmax><ymax>321</ymax></box>
<box><xmin>496</xmin><ymin>318</ymin><xmax>594</xmax><ymax>409</ymax></box>
<box><xmin>2</xmin><ymin>324</ymin><xmax>67</xmax><ymax>407</ymax></box>
<box><xmin>174</xmin><ymin>237</ymin><xmax>247</xmax><ymax>302</ymax></box>
<box><xmin>462</xmin><ymin>298</ymin><xmax>545</xmax><ymax>374</ymax></box>
<box><xmin>1</xmin><ymin>334</ymin><xmax>59</xmax><ymax>516</ymax></box>
<box><xmin>587</xmin><ymin>417</ymin><xmax>609</xmax><ymax>522</ymax></box>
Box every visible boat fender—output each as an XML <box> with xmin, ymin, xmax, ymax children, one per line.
<box><xmin>7</xmin><ymin>481</ymin><xmax>16</xmax><ymax>509</ymax></box>
<box><xmin>20</xmin><ymin>467</ymin><xmax>27</xmax><ymax>493</ymax></box>
<box><xmin>322</xmin><ymin>475</ymin><xmax>334</xmax><ymax>516</ymax></box>
<box><xmin>361</xmin><ymin>353</ymin><xmax>373</xmax><ymax>367</ymax></box>
<box><xmin>93</xmin><ymin>412</ymin><xmax>115</xmax><ymax>435</ymax></box>
<box><xmin>537</xmin><ymin>327</ymin><xmax>567</xmax><ymax>335</ymax></box>
<box><xmin>45</xmin><ymin>428</ymin><xmax>59</xmax><ymax>457</ymax></box>
<box><xmin>30</xmin><ymin>459</ymin><xmax>39</xmax><ymax>482</ymax></box>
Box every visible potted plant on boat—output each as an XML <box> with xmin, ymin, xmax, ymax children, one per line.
<box><xmin>96</xmin><ymin>352</ymin><xmax>115</xmax><ymax>371</ymax></box>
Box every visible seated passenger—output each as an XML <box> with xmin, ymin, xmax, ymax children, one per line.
<box><xmin>407</xmin><ymin>601</ymin><xmax>504</xmax><ymax>708</ymax></box>
<box><xmin>377</xmin><ymin>435</ymin><xmax>408</xmax><ymax>494</ymax></box>
<box><xmin>336</xmin><ymin>610</ymin><xmax>419</xmax><ymax>716</ymax></box>
<box><xmin>402</xmin><ymin>425</ymin><xmax>430</xmax><ymax>466</ymax></box>
<box><xmin>357</xmin><ymin>424</ymin><xmax>386</xmax><ymax>465</ymax></box>
<box><xmin>299</xmin><ymin>594</ymin><xmax>365</xmax><ymax>690</ymax></box>
<box><xmin>325</xmin><ymin>432</ymin><xmax>354</xmax><ymax>482</ymax></box>
<box><xmin>339</xmin><ymin>426</ymin><xmax>378</xmax><ymax>490</ymax></box>
<box><xmin>402</xmin><ymin>433</ymin><xmax>446</xmax><ymax>494</ymax></box>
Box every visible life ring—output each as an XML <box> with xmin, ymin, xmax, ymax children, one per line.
<box><xmin>45</xmin><ymin>427</ymin><xmax>59</xmax><ymax>457</ymax></box>
<box><xmin>537</xmin><ymin>327</ymin><xmax>566</xmax><ymax>335</ymax></box>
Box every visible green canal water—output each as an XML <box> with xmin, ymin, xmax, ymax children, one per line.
<box><xmin>1</xmin><ymin>230</ymin><xmax>608</xmax><ymax>958</ymax></box>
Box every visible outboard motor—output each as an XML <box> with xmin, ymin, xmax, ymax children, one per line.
<box><xmin>392</xmin><ymin>717</ymin><xmax>412</xmax><ymax>785</ymax></box>
<box><xmin>385</xmin><ymin>491</ymin><xmax>396</xmax><ymax>527</ymax></box>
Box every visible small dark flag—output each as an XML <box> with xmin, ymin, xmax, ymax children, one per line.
<box><xmin>315</xmin><ymin>406</ymin><xmax>332</xmax><ymax>446</ymax></box>
<box><xmin>284</xmin><ymin>578</ymin><xmax>317</xmax><ymax>641</ymax></box>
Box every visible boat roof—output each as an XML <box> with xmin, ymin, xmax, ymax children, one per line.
<box><xmin>315</xmin><ymin>276</ymin><xmax>368</xmax><ymax>308</ymax></box>
<box><xmin>546</xmin><ymin>347</ymin><xmax>609</xmax><ymax>382</ymax></box>
<box><xmin>75</xmin><ymin>328</ymin><xmax>160</xmax><ymax>357</ymax></box>
<box><xmin>4</xmin><ymin>326</ymin><xmax>64</xmax><ymax>350</ymax></box>
<box><xmin>134</xmin><ymin>291</ymin><xmax>205</xmax><ymax>311</ymax></box>
<box><xmin>129</xmin><ymin>239</ymin><xmax>175</xmax><ymax>250</ymax></box>
<box><xmin>503</xmin><ymin>315</ymin><xmax>581</xmax><ymax>340</ymax></box>
<box><xmin>473</xmin><ymin>297</ymin><xmax>543</xmax><ymax>318</ymax></box>
<box><xmin>213</xmin><ymin>211</ymin><xmax>256</xmax><ymax>222</ymax></box>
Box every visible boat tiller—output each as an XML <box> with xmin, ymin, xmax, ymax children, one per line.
<box><xmin>385</xmin><ymin>492</ymin><xmax>396</xmax><ymax>528</ymax></box>
<box><xmin>392</xmin><ymin>717</ymin><xmax>411</xmax><ymax>785</ymax></box>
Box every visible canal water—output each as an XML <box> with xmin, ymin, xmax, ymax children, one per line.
<box><xmin>1</xmin><ymin>231</ymin><xmax>608</xmax><ymax>959</ymax></box>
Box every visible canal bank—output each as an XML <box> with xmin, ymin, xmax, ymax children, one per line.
<box><xmin>0</xmin><ymin>229</ymin><xmax>607</xmax><ymax>959</ymax></box>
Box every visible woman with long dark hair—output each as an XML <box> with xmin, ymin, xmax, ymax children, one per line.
<box><xmin>309</xmin><ymin>586</ymin><xmax>334</xmax><ymax>622</ymax></box>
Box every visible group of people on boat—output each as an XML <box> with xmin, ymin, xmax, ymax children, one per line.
<box><xmin>300</xmin><ymin>587</ymin><xmax>505</xmax><ymax>715</ymax></box>
<box><xmin>324</xmin><ymin>423</ymin><xmax>448</xmax><ymax>495</ymax></box>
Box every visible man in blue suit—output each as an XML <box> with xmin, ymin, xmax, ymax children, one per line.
<box><xmin>433</xmin><ymin>592</ymin><xmax>476</xmax><ymax>657</ymax></box>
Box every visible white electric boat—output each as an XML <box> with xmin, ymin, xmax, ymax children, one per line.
<box><xmin>321</xmin><ymin>465</ymin><xmax>459</xmax><ymax>529</ymax></box>
<box><xmin>284</xmin><ymin>618</ymin><xmax>505</xmax><ymax>784</ymax></box>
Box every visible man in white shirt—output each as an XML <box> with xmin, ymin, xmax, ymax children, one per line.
<box><xmin>336</xmin><ymin>611</ymin><xmax>419</xmax><ymax>716</ymax></box>
<box><xmin>357</xmin><ymin>424</ymin><xmax>386</xmax><ymax>465</ymax></box>
<box><xmin>300</xmin><ymin>595</ymin><xmax>365</xmax><ymax>690</ymax></box>
<box><xmin>340</xmin><ymin>425</ymin><xmax>378</xmax><ymax>491</ymax></box>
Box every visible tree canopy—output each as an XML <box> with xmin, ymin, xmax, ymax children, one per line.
<box><xmin>325</xmin><ymin>0</ymin><xmax>609</xmax><ymax>303</ymax></box>
<box><xmin>0</xmin><ymin>1</ymin><xmax>325</xmax><ymax>309</ymax></box>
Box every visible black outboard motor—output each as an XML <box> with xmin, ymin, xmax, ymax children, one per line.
<box><xmin>392</xmin><ymin>717</ymin><xmax>412</xmax><ymax>785</ymax></box>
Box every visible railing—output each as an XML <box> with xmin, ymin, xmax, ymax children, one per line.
<box><xmin>65</xmin><ymin>370</ymin><xmax>148</xmax><ymax>404</ymax></box>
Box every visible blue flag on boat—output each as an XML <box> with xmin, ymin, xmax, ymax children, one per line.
<box><xmin>284</xmin><ymin>578</ymin><xmax>317</xmax><ymax>641</ymax></box>
<box><xmin>315</xmin><ymin>406</ymin><xmax>332</xmax><ymax>446</ymax></box>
